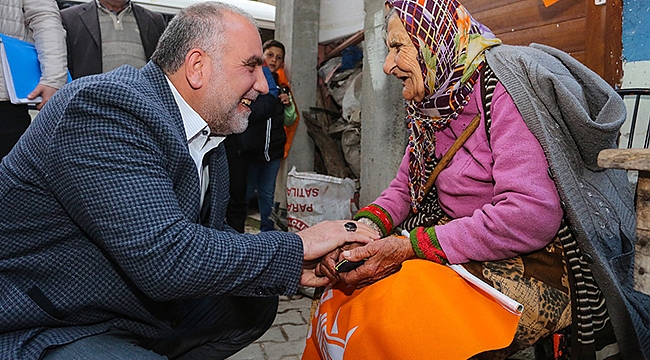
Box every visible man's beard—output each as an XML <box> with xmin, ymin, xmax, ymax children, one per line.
<box><xmin>207</xmin><ymin>101</ymin><xmax>250</xmax><ymax>135</ymax></box>
<box><xmin>201</xmin><ymin>84</ymin><xmax>253</xmax><ymax>136</ymax></box>
<box><xmin>226</xmin><ymin>108</ymin><xmax>250</xmax><ymax>134</ymax></box>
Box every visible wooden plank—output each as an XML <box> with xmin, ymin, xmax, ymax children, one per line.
<box><xmin>464</xmin><ymin>0</ymin><xmax>582</xmax><ymax>15</ymax></box>
<box><xmin>465</xmin><ymin>0</ymin><xmax>618</xmax><ymax>87</ymax></box>
<box><xmin>635</xmin><ymin>174</ymin><xmax>650</xmax><ymax>295</ymax></box>
<box><xmin>463</xmin><ymin>0</ymin><xmax>525</xmax><ymax>14</ymax></box>
<box><xmin>495</xmin><ymin>18</ymin><xmax>586</xmax><ymax>54</ymax></box>
<box><xmin>585</xmin><ymin>0</ymin><xmax>622</xmax><ymax>87</ymax></box>
<box><xmin>604</xmin><ymin>0</ymin><xmax>623</xmax><ymax>87</ymax></box>
<box><xmin>468</xmin><ymin>0</ymin><xmax>585</xmax><ymax>35</ymax></box>
<box><xmin>570</xmin><ymin>51</ymin><xmax>585</xmax><ymax>64</ymax></box>
<box><xmin>585</xmin><ymin>0</ymin><xmax>606</xmax><ymax>81</ymax></box>
<box><xmin>597</xmin><ymin>149</ymin><xmax>650</xmax><ymax>171</ymax></box>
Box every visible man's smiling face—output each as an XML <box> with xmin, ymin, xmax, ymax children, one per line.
<box><xmin>199</xmin><ymin>12</ymin><xmax>268</xmax><ymax>135</ymax></box>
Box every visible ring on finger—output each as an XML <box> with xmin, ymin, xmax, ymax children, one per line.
<box><xmin>344</xmin><ymin>222</ymin><xmax>357</xmax><ymax>232</ymax></box>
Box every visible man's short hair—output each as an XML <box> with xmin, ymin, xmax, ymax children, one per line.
<box><xmin>152</xmin><ymin>1</ymin><xmax>258</xmax><ymax>74</ymax></box>
<box><xmin>262</xmin><ymin>39</ymin><xmax>286</xmax><ymax>56</ymax></box>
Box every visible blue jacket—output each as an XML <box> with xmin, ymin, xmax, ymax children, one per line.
<box><xmin>0</xmin><ymin>62</ymin><xmax>303</xmax><ymax>359</ymax></box>
<box><xmin>239</xmin><ymin>67</ymin><xmax>286</xmax><ymax>162</ymax></box>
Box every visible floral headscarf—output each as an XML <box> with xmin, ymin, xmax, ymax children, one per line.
<box><xmin>386</xmin><ymin>0</ymin><xmax>501</xmax><ymax>212</ymax></box>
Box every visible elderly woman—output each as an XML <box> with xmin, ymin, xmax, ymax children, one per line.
<box><xmin>307</xmin><ymin>0</ymin><xmax>650</xmax><ymax>359</ymax></box>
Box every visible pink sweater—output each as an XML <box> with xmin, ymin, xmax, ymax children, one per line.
<box><xmin>372</xmin><ymin>82</ymin><xmax>562</xmax><ymax>264</ymax></box>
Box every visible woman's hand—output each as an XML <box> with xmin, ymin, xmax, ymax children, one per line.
<box><xmin>314</xmin><ymin>243</ymin><xmax>363</xmax><ymax>285</ymax></box>
<box><xmin>338</xmin><ymin>236</ymin><xmax>417</xmax><ymax>288</ymax></box>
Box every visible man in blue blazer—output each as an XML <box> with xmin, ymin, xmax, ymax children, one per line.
<box><xmin>0</xmin><ymin>2</ymin><xmax>378</xmax><ymax>359</ymax></box>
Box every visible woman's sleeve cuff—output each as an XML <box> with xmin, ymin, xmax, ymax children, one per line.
<box><xmin>409</xmin><ymin>227</ymin><xmax>448</xmax><ymax>265</ymax></box>
<box><xmin>354</xmin><ymin>204</ymin><xmax>394</xmax><ymax>237</ymax></box>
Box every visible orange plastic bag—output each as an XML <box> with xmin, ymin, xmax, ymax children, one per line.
<box><xmin>302</xmin><ymin>260</ymin><xmax>520</xmax><ymax>360</ymax></box>
<box><xmin>276</xmin><ymin>67</ymin><xmax>300</xmax><ymax>158</ymax></box>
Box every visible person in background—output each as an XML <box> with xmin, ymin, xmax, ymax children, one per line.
<box><xmin>0</xmin><ymin>3</ymin><xmax>378</xmax><ymax>359</ymax></box>
<box><xmin>244</xmin><ymin>39</ymin><xmax>297</xmax><ymax>232</ymax></box>
<box><xmin>226</xmin><ymin>39</ymin><xmax>297</xmax><ymax>232</ymax></box>
<box><xmin>223</xmin><ymin>65</ymin><xmax>280</xmax><ymax>233</ymax></box>
<box><xmin>224</xmin><ymin>126</ymin><xmax>252</xmax><ymax>233</ymax></box>
<box><xmin>61</xmin><ymin>0</ymin><xmax>166</xmax><ymax>80</ymax></box>
<box><xmin>0</xmin><ymin>0</ymin><xmax>68</xmax><ymax>158</ymax></box>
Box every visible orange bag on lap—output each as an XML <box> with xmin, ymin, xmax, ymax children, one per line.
<box><xmin>302</xmin><ymin>260</ymin><xmax>520</xmax><ymax>360</ymax></box>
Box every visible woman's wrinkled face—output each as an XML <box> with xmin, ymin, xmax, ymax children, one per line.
<box><xmin>383</xmin><ymin>13</ymin><xmax>425</xmax><ymax>102</ymax></box>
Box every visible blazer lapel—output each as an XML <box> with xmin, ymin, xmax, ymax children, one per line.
<box><xmin>140</xmin><ymin>63</ymin><xmax>203</xmax><ymax>222</ymax></box>
<box><xmin>79</xmin><ymin>2</ymin><xmax>101</xmax><ymax>49</ymax></box>
<box><xmin>133</xmin><ymin>6</ymin><xmax>153</xmax><ymax>57</ymax></box>
<box><xmin>206</xmin><ymin>143</ymin><xmax>229</xmax><ymax>229</ymax></box>
<box><xmin>141</xmin><ymin>63</ymin><xmax>186</xmax><ymax>144</ymax></box>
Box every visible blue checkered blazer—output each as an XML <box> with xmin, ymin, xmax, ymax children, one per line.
<box><xmin>0</xmin><ymin>62</ymin><xmax>303</xmax><ymax>359</ymax></box>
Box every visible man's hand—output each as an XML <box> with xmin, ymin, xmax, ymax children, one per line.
<box><xmin>300</xmin><ymin>259</ymin><xmax>331</xmax><ymax>287</ymax></box>
<box><xmin>338</xmin><ymin>235</ymin><xmax>417</xmax><ymax>288</ymax></box>
<box><xmin>28</xmin><ymin>84</ymin><xmax>57</xmax><ymax>110</ymax></box>
<box><xmin>297</xmin><ymin>220</ymin><xmax>379</xmax><ymax>261</ymax></box>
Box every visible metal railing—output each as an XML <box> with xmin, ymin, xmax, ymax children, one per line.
<box><xmin>617</xmin><ymin>88</ymin><xmax>650</xmax><ymax>149</ymax></box>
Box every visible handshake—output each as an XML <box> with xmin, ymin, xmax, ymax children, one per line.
<box><xmin>296</xmin><ymin>220</ymin><xmax>380</xmax><ymax>287</ymax></box>
<box><xmin>299</xmin><ymin>221</ymin><xmax>418</xmax><ymax>289</ymax></box>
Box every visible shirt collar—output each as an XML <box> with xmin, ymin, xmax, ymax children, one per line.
<box><xmin>164</xmin><ymin>76</ymin><xmax>224</xmax><ymax>152</ymax></box>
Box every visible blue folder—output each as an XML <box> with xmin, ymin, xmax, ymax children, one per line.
<box><xmin>0</xmin><ymin>33</ymin><xmax>71</xmax><ymax>104</ymax></box>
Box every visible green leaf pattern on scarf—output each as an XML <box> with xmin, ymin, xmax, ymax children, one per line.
<box><xmin>419</xmin><ymin>39</ymin><xmax>438</xmax><ymax>94</ymax></box>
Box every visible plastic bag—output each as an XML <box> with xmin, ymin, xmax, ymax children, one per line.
<box><xmin>286</xmin><ymin>166</ymin><xmax>356</xmax><ymax>232</ymax></box>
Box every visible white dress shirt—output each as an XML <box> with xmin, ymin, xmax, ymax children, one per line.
<box><xmin>165</xmin><ymin>77</ymin><xmax>224</xmax><ymax>209</ymax></box>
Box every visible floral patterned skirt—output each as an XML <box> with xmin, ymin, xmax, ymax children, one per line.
<box><xmin>465</xmin><ymin>234</ymin><xmax>572</xmax><ymax>359</ymax></box>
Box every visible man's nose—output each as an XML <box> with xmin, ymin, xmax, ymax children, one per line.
<box><xmin>253</xmin><ymin>67</ymin><xmax>269</xmax><ymax>94</ymax></box>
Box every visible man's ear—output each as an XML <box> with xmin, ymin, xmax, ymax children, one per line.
<box><xmin>185</xmin><ymin>48</ymin><xmax>207</xmax><ymax>90</ymax></box>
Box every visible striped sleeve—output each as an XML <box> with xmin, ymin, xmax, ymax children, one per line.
<box><xmin>409</xmin><ymin>227</ymin><xmax>448</xmax><ymax>264</ymax></box>
<box><xmin>354</xmin><ymin>204</ymin><xmax>394</xmax><ymax>237</ymax></box>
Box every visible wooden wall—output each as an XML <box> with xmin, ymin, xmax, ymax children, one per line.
<box><xmin>463</xmin><ymin>0</ymin><xmax>623</xmax><ymax>87</ymax></box>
